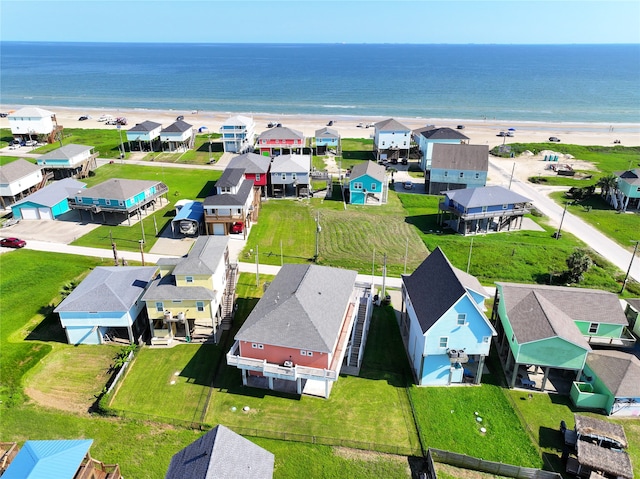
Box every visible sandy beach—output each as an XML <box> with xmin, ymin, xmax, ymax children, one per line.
<box><xmin>2</xmin><ymin>104</ymin><xmax>639</xmax><ymax>151</ymax></box>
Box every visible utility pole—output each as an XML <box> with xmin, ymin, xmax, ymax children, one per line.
<box><xmin>314</xmin><ymin>211</ymin><xmax>321</xmax><ymax>262</ymax></box>
<box><xmin>508</xmin><ymin>162</ymin><xmax>515</xmax><ymax>189</ymax></box>
<box><xmin>112</xmin><ymin>241</ymin><xmax>118</xmax><ymax>266</ymax></box>
<box><xmin>467</xmin><ymin>237</ymin><xmax>474</xmax><ymax>273</ymax></box>
<box><xmin>555</xmin><ymin>202</ymin><xmax>568</xmax><ymax>239</ymax></box>
<box><xmin>139</xmin><ymin>213</ymin><xmax>146</xmax><ymax>244</ymax></box>
<box><xmin>255</xmin><ymin>245</ymin><xmax>260</xmax><ymax>287</ymax></box>
<box><xmin>620</xmin><ymin>240</ymin><xmax>639</xmax><ymax>294</ymax></box>
<box><xmin>139</xmin><ymin>240</ymin><xmax>145</xmax><ymax>266</ymax></box>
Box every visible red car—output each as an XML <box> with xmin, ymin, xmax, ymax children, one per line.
<box><xmin>231</xmin><ymin>222</ymin><xmax>244</xmax><ymax>234</ymax></box>
<box><xmin>1</xmin><ymin>237</ymin><xmax>26</xmax><ymax>248</ymax></box>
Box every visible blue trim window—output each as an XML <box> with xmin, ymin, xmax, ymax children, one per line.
<box><xmin>457</xmin><ymin>313</ymin><xmax>466</xmax><ymax>325</ymax></box>
<box><xmin>155</xmin><ymin>302</ymin><xmax>163</xmax><ymax>312</ymax></box>
<box><xmin>439</xmin><ymin>337</ymin><xmax>448</xmax><ymax>348</ymax></box>
<box><xmin>196</xmin><ymin>301</ymin><xmax>205</xmax><ymax>312</ymax></box>
<box><xmin>185</xmin><ymin>276</ymin><xmax>194</xmax><ymax>283</ymax></box>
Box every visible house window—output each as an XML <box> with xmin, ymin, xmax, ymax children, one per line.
<box><xmin>292</xmin><ymin>173</ymin><xmax>297</xmax><ymax>180</ymax></box>
<box><xmin>221</xmin><ymin>186</ymin><xmax>231</xmax><ymax>193</ymax></box>
<box><xmin>457</xmin><ymin>313</ymin><xmax>466</xmax><ymax>325</ymax></box>
<box><xmin>281</xmin><ymin>173</ymin><xmax>286</xmax><ymax>180</ymax></box>
<box><xmin>502</xmin><ymin>204</ymin><xmax>508</xmax><ymax>209</ymax></box>
<box><xmin>353</xmin><ymin>182</ymin><xmax>363</xmax><ymax>190</ymax></box>
<box><xmin>482</xmin><ymin>206</ymin><xmax>488</xmax><ymax>213</ymax></box>
<box><xmin>251</xmin><ymin>343</ymin><xmax>264</xmax><ymax>349</ymax></box>
<box><xmin>301</xmin><ymin>350</ymin><xmax>313</xmax><ymax>356</ymax></box>
<box><xmin>172</xmin><ymin>300</ymin><xmax>182</xmax><ymax>304</ymax></box>
<box><xmin>444</xmin><ymin>171</ymin><xmax>448</xmax><ymax>177</ymax></box>
<box><xmin>459</xmin><ymin>172</ymin><xmax>464</xmax><ymax>178</ymax></box>
<box><xmin>511</xmin><ymin>333</ymin><xmax>515</xmax><ymax>342</ymax></box>
<box><xmin>483</xmin><ymin>336</ymin><xmax>491</xmax><ymax>343</ymax></box>
<box><xmin>439</xmin><ymin>337</ymin><xmax>448</xmax><ymax>348</ymax></box>
<box><xmin>475</xmin><ymin>173</ymin><xmax>480</xmax><ymax>179</ymax></box>
<box><xmin>155</xmin><ymin>302</ymin><xmax>164</xmax><ymax>312</ymax></box>
<box><xmin>255</xmin><ymin>174</ymin><xmax>260</xmax><ymax>181</ymax></box>
<box><xmin>185</xmin><ymin>276</ymin><xmax>194</xmax><ymax>283</ymax></box>
<box><xmin>370</xmin><ymin>183</ymin><xmax>377</xmax><ymax>191</ymax></box>
<box><xmin>588</xmin><ymin>323</ymin><xmax>599</xmax><ymax>334</ymax></box>
<box><xmin>382</xmin><ymin>141</ymin><xmax>385</xmax><ymax>146</ymax></box>
<box><xmin>196</xmin><ymin>301</ymin><xmax>205</xmax><ymax>312</ymax></box>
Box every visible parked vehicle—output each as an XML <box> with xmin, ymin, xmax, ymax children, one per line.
<box><xmin>176</xmin><ymin>115</ymin><xmax>184</xmax><ymax>121</ymax></box>
<box><xmin>403</xmin><ymin>181</ymin><xmax>413</xmax><ymax>190</ymax></box>
<box><xmin>0</xmin><ymin>112</ymin><xmax>8</xmax><ymax>118</ymax></box>
<box><xmin>497</xmin><ymin>131</ymin><xmax>507</xmax><ymax>137</ymax></box>
<box><xmin>1</xmin><ymin>237</ymin><xmax>26</xmax><ymax>248</ymax></box>
<box><xmin>97</xmin><ymin>114</ymin><xmax>112</xmax><ymax>122</ymax></box>
<box><xmin>327</xmin><ymin>120</ymin><xmax>334</xmax><ymax>126</ymax></box>
<box><xmin>549</xmin><ymin>137</ymin><xmax>561</xmax><ymax>142</ymax></box>
<box><xmin>456</xmin><ymin>125</ymin><xmax>465</xmax><ymax>130</ymax></box>
<box><xmin>231</xmin><ymin>221</ymin><xmax>244</xmax><ymax>234</ymax></box>
<box><xmin>506</xmin><ymin>131</ymin><xmax>514</xmax><ymax>137</ymax></box>
<box><xmin>106</xmin><ymin>119</ymin><xmax>118</xmax><ymax>125</ymax></box>
<box><xmin>78</xmin><ymin>115</ymin><xmax>90</xmax><ymax>121</ymax></box>
<box><xmin>116</xmin><ymin>117</ymin><xmax>127</xmax><ymax>125</ymax></box>
<box><xmin>401</xmin><ymin>157</ymin><xmax>408</xmax><ymax>165</ymax></box>
<box><xmin>25</xmin><ymin>140</ymin><xmax>38</xmax><ymax>147</ymax></box>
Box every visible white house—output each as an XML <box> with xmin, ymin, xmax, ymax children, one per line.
<box><xmin>373</xmin><ymin>118</ymin><xmax>411</xmax><ymax>162</ymax></box>
<box><xmin>126</xmin><ymin>121</ymin><xmax>162</xmax><ymax>152</ymax></box>
<box><xmin>160</xmin><ymin>120</ymin><xmax>193</xmax><ymax>152</ymax></box>
<box><xmin>269</xmin><ymin>154</ymin><xmax>311</xmax><ymax>197</ymax></box>
<box><xmin>36</xmin><ymin>144</ymin><xmax>98</xmax><ymax>179</ymax></box>
<box><xmin>203</xmin><ymin>168</ymin><xmax>257</xmax><ymax>237</ymax></box>
<box><xmin>0</xmin><ymin>159</ymin><xmax>44</xmax><ymax>208</ymax></box>
<box><xmin>8</xmin><ymin>107</ymin><xmax>57</xmax><ymax>140</ymax></box>
<box><xmin>220</xmin><ymin>115</ymin><xmax>256</xmax><ymax>153</ymax></box>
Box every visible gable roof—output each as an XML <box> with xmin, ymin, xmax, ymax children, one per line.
<box><xmin>444</xmin><ymin>185</ymin><xmax>531</xmax><ymax>207</ymax></box>
<box><xmin>128</xmin><ymin>120</ymin><xmax>162</xmax><ymax>132</ymax></box>
<box><xmin>55</xmin><ymin>266</ymin><xmax>157</xmax><ymax>313</ymax></box>
<box><xmin>586</xmin><ymin>350</ymin><xmax>640</xmax><ymax>398</ymax></box>
<box><xmin>216</xmin><ymin>168</ymin><xmax>245</xmax><ymax>188</ymax></box>
<box><xmin>315</xmin><ymin>127</ymin><xmax>340</xmax><ymax>138</ymax></box>
<box><xmin>257</xmin><ymin>126</ymin><xmax>304</xmax><ymax>141</ymax></box>
<box><xmin>270</xmin><ymin>154</ymin><xmax>310</xmax><ymax>174</ymax></box>
<box><xmin>626</xmin><ymin>298</ymin><xmax>640</xmax><ymax>311</ymax></box>
<box><xmin>77</xmin><ymin>178</ymin><xmax>161</xmax><ymax>200</ymax></box>
<box><xmin>165</xmin><ymin>425</ymin><xmax>274</xmax><ymax>479</ymax></box>
<box><xmin>374</xmin><ymin>118</ymin><xmax>410</xmax><ymax>132</ymax></box>
<box><xmin>414</xmin><ymin>126</ymin><xmax>469</xmax><ymax>141</ymax></box>
<box><xmin>431</xmin><ymin>144</ymin><xmax>489</xmax><ymax>171</ymax></box>
<box><xmin>204</xmin><ymin>178</ymin><xmax>253</xmax><ymax>207</ymax></box>
<box><xmin>349</xmin><ymin>161</ymin><xmax>386</xmax><ymax>184</ymax></box>
<box><xmin>615</xmin><ymin>168</ymin><xmax>640</xmax><ymax>185</ymax></box>
<box><xmin>161</xmin><ymin>120</ymin><xmax>192</xmax><ymax>133</ymax></box>
<box><xmin>235</xmin><ymin>264</ymin><xmax>357</xmax><ymax>352</ymax></box>
<box><xmin>8</xmin><ymin>107</ymin><xmax>54</xmax><ymax>118</ymax></box>
<box><xmin>227</xmin><ymin>153</ymin><xmax>271</xmax><ymax>174</ymax></box>
<box><xmin>12</xmin><ymin>178</ymin><xmax>85</xmax><ymax>209</ymax></box>
<box><xmin>173</xmin><ymin>236</ymin><xmax>229</xmax><ymax>276</ymax></box>
<box><xmin>38</xmin><ymin>144</ymin><xmax>93</xmax><ymax>161</ymax></box>
<box><xmin>402</xmin><ymin>247</ymin><xmax>488</xmax><ymax>333</ymax></box>
<box><xmin>3</xmin><ymin>439</ymin><xmax>93</xmax><ymax>479</ymax></box>
<box><xmin>0</xmin><ymin>159</ymin><xmax>42</xmax><ymax>184</ymax></box>
<box><xmin>222</xmin><ymin>115</ymin><xmax>254</xmax><ymax>127</ymax></box>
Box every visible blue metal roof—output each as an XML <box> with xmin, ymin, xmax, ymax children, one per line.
<box><xmin>172</xmin><ymin>201</ymin><xmax>204</xmax><ymax>222</ymax></box>
<box><xmin>3</xmin><ymin>440</ymin><xmax>93</xmax><ymax>479</ymax></box>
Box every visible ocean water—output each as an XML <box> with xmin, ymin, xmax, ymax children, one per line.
<box><xmin>1</xmin><ymin>42</ymin><xmax>639</xmax><ymax>123</ymax></box>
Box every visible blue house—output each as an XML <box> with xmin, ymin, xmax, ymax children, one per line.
<box><xmin>400</xmin><ymin>247</ymin><xmax>495</xmax><ymax>386</ymax></box>
<box><xmin>427</xmin><ymin>143</ymin><xmax>489</xmax><ymax>195</ymax></box>
<box><xmin>126</xmin><ymin>120</ymin><xmax>162</xmax><ymax>152</ymax></box>
<box><xmin>55</xmin><ymin>266</ymin><xmax>158</xmax><ymax>345</ymax></box>
<box><xmin>438</xmin><ymin>185</ymin><xmax>531</xmax><ymax>235</ymax></box>
<box><xmin>11</xmin><ymin>178</ymin><xmax>85</xmax><ymax>220</ymax></box>
<box><xmin>314</xmin><ymin>127</ymin><xmax>340</xmax><ymax>155</ymax></box>
<box><xmin>347</xmin><ymin>160</ymin><xmax>387</xmax><ymax>205</ymax></box>
<box><xmin>36</xmin><ymin>144</ymin><xmax>97</xmax><ymax>179</ymax></box>
<box><xmin>68</xmin><ymin>178</ymin><xmax>168</xmax><ymax>224</ymax></box>
<box><xmin>413</xmin><ymin>126</ymin><xmax>469</xmax><ymax>171</ymax></box>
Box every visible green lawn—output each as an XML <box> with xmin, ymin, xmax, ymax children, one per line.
<box><xmin>34</xmin><ymin>128</ymin><xmax>130</xmax><ymax>159</ymax></box>
<box><xmin>139</xmin><ymin>134</ymin><xmax>224</xmax><ymax>165</ymax></box>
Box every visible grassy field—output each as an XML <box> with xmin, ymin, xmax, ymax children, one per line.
<box><xmin>139</xmin><ymin>134</ymin><xmax>224</xmax><ymax>165</ymax></box>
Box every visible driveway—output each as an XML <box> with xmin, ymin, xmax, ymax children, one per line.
<box><xmin>0</xmin><ymin>211</ymin><xmax>101</xmax><ymax>244</ymax></box>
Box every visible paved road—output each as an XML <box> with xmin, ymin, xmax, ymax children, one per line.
<box><xmin>489</xmin><ymin>160</ymin><xmax>640</xmax><ymax>283</ymax></box>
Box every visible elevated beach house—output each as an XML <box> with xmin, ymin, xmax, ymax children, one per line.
<box><xmin>373</xmin><ymin>118</ymin><xmax>411</xmax><ymax>163</ymax></box>
<box><xmin>160</xmin><ymin>120</ymin><xmax>193</xmax><ymax>152</ymax></box>
<box><xmin>256</xmin><ymin>126</ymin><xmax>305</xmax><ymax>156</ymax></box>
<box><xmin>220</xmin><ymin>115</ymin><xmax>256</xmax><ymax>154</ymax></box>
<box><xmin>126</xmin><ymin>120</ymin><xmax>162</xmax><ymax>152</ymax></box>
<box><xmin>571</xmin><ymin>349</ymin><xmax>640</xmax><ymax>416</ymax></box>
<box><xmin>143</xmin><ymin>236</ymin><xmax>234</xmax><ymax>346</ymax></box>
<box><xmin>427</xmin><ymin>143</ymin><xmax>489</xmax><ymax>195</ymax></box>
<box><xmin>11</xmin><ymin>177</ymin><xmax>85</xmax><ymax>220</ymax></box>
<box><xmin>624</xmin><ymin>298</ymin><xmax>640</xmax><ymax>337</ymax></box>
<box><xmin>400</xmin><ymin>248</ymin><xmax>496</xmax><ymax>386</ymax></box>
<box><xmin>36</xmin><ymin>143</ymin><xmax>98</xmax><ymax>179</ymax></box>
<box><xmin>413</xmin><ymin>126</ymin><xmax>470</xmax><ymax>171</ymax></box>
<box><xmin>269</xmin><ymin>154</ymin><xmax>311</xmax><ymax>197</ymax></box>
<box><xmin>438</xmin><ymin>185</ymin><xmax>531</xmax><ymax>235</ymax></box>
<box><xmin>491</xmin><ymin>282</ymin><xmax>634</xmax><ymax>390</ymax></box>
<box><xmin>346</xmin><ymin>160</ymin><xmax>387</xmax><ymax>205</ymax></box>
<box><xmin>610</xmin><ymin>168</ymin><xmax>640</xmax><ymax>211</ymax></box>
<box><xmin>227</xmin><ymin>264</ymin><xmax>373</xmax><ymax>398</ymax></box>
<box><xmin>68</xmin><ymin>178</ymin><xmax>168</xmax><ymax>224</ymax></box>
<box><xmin>8</xmin><ymin>106</ymin><xmax>61</xmax><ymax>143</ymax></box>
<box><xmin>227</xmin><ymin>152</ymin><xmax>271</xmax><ymax>198</ymax></box>
<box><xmin>166</xmin><ymin>425</ymin><xmax>274</xmax><ymax>479</ymax></box>
<box><xmin>55</xmin><ymin>266</ymin><xmax>158</xmax><ymax>345</ymax></box>
<box><xmin>314</xmin><ymin>126</ymin><xmax>340</xmax><ymax>155</ymax></box>
<box><xmin>0</xmin><ymin>159</ymin><xmax>46</xmax><ymax>209</ymax></box>
<box><xmin>203</xmin><ymin>168</ymin><xmax>256</xmax><ymax>237</ymax></box>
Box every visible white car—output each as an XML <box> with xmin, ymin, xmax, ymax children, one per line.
<box><xmin>25</xmin><ymin>140</ymin><xmax>38</xmax><ymax>147</ymax></box>
<box><xmin>97</xmin><ymin>115</ymin><xmax>112</xmax><ymax>122</ymax></box>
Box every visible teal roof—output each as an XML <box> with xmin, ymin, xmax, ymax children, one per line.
<box><xmin>3</xmin><ymin>440</ymin><xmax>93</xmax><ymax>479</ymax></box>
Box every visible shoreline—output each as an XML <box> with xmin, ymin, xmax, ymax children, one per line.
<box><xmin>2</xmin><ymin>103</ymin><xmax>639</xmax><ymax>148</ymax></box>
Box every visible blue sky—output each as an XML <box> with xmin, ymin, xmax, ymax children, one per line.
<box><xmin>1</xmin><ymin>0</ymin><xmax>639</xmax><ymax>44</ymax></box>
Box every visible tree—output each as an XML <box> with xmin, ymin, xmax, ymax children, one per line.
<box><xmin>566</xmin><ymin>249</ymin><xmax>593</xmax><ymax>283</ymax></box>
<box><xmin>596</xmin><ymin>174</ymin><xmax>617</xmax><ymax>200</ymax></box>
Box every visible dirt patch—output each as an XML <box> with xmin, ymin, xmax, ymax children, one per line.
<box><xmin>435</xmin><ymin>462</ymin><xmax>512</xmax><ymax>479</ymax></box>
<box><xmin>491</xmin><ymin>152</ymin><xmax>598</xmax><ymax>184</ymax></box>
<box><xmin>333</xmin><ymin>446</ymin><xmax>409</xmax><ymax>468</ymax></box>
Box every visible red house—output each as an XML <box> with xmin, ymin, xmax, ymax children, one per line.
<box><xmin>256</xmin><ymin>126</ymin><xmax>305</xmax><ymax>156</ymax></box>
<box><xmin>227</xmin><ymin>152</ymin><xmax>271</xmax><ymax>198</ymax></box>
<box><xmin>226</xmin><ymin>264</ymin><xmax>373</xmax><ymax>398</ymax></box>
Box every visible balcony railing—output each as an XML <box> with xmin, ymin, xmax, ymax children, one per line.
<box><xmin>439</xmin><ymin>202</ymin><xmax>530</xmax><ymax>220</ymax></box>
<box><xmin>585</xmin><ymin>329</ymin><xmax>636</xmax><ymax>348</ymax></box>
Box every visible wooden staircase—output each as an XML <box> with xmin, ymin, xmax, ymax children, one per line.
<box><xmin>221</xmin><ymin>264</ymin><xmax>239</xmax><ymax>330</ymax></box>
<box><xmin>347</xmin><ymin>297</ymin><xmax>369</xmax><ymax>368</ymax></box>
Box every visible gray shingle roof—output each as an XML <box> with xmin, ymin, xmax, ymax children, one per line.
<box><xmin>314</xmin><ymin>127</ymin><xmax>340</xmax><ymax>138</ymax></box>
<box><xmin>257</xmin><ymin>126</ymin><xmax>304</xmax><ymax>141</ymax></box>
<box><xmin>227</xmin><ymin>153</ymin><xmax>271</xmax><ymax>174</ymax></box>
<box><xmin>626</xmin><ymin>298</ymin><xmax>640</xmax><ymax>311</ymax></box>
<box><xmin>0</xmin><ymin>159</ymin><xmax>42</xmax><ymax>184</ymax></box>
<box><xmin>374</xmin><ymin>118</ymin><xmax>410</xmax><ymax>132</ymax></box>
<box><xmin>128</xmin><ymin>120</ymin><xmax>162</xmax><ymax>132</ymax></box>
<box><xmin>54</xmin><ymin>266</ymin><xmax>157</xmax><ymax>313</ymax></box>
<box><xmin>586</xmin><ymin>350</ymin><xmax>640</xmax><ymax>398</ymax></box>
<box><xmin>173</xmin><ymin>236</ymin><xmax>229</xmax><ymax>276</ymax></box>
<box><xmin>204</xmin><ymin>179</ymin><xmax>253</xmax><ymax>207</ymax></box>
<box><xmin>8</xmin><ymin>107</ymin><xmax>54</xmax><ymax>118</ymax></box>
<box><xmin>270</xmin><ymin>154</ymin><xmax>310</xmax><ymax>174</ymax></box>
<box><xmin>615</xmin><ymin>168</ymin><xmax>640</xmax><ymax>185</ymax></box>
<box><xmin>402</xmin><ymin>247</ymin><xmax>487</xmax><ymax>333</ymax></box>
<box><xmin>161</xmin><ymin>120</ymin><xmax>192</xmax><ymax>133</ymax></box>
<box><xmin>413</xmin><ymin>126</ymin><xmax>469</xmax><ymax>141</ymax></box>
<box><xmin>349</xmin><ymin>161</ymin><xmax>386</xmax><ymax>183</ymax></box>
<box><xmin>38</xmin><ymin>144</ymin><xmax>93</xmax><ymax>161</ymax></box>
<box><xmin>165</xmin><ymin>425</ymin><xmax>274</xmax><ymax>479</ymax></box>
<box><xmin>235</xmin><ymin>264</ymin><xmax>357</xmax><ymax>352</ymax></box>
<box><xmin>142</xmin><ymin>275</ymin><xmax>216</xmax><ymax>301</ymax></box>
<box><xmin>431</xmin><ymin>144</ymin><xmax>489</xmax><ymax>171</ymax></box>
<box><xmin>78</xmin><ymin>178</ymin><xmax>162</xmax><ymax>201</ymax></box>
<box><xmin>12</xmin><ymin>178</ymin><xmax>85</xmax><ymax>208</ymax></box>
<box><xmin>216</xmin><ymin>168</ymin><xmax>245</xmax><ymax>188</ymax></box>
<box><xmin>443</xmin><ymin>186</ymin><xmax>531</xmax><ymax>207</ymax></box>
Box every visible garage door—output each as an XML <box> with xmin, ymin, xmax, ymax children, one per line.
<box><xmin>213</xmin><ymin>223</ymin><xmax>225</xmax><ymax>235</ymax></box>
<box><xmin>20</xmin><ymin>208</ymin><xmax>39</xmax><ymax>220</ymax></box>
<box><xmin>38</xmin><ymin>208</ymin><xmax>52</xmax><ymax>220</ymax></box>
